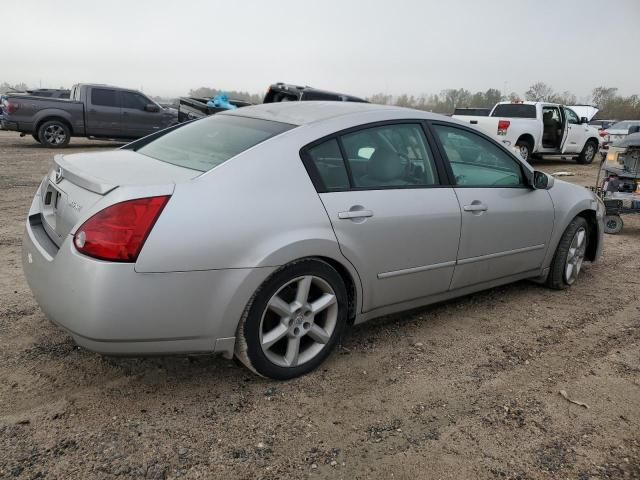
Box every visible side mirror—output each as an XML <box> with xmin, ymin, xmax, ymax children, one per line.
<box><xmin>533</xmin><ymin>170</ymin><xmax>554</xmax><ymax>190</ymax></box>
<box><xmin>144</xmin><ymin>104</ymin><xmax>160</xmax><ymax>112</ymax></box>
<box><xmin>580</xmin><ymin>117</ymin><xmax>589</xmax><ymax>124</ymax></box>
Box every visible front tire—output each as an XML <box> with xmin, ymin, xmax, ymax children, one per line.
<box><xmin>577</xmin><ymin>140</ymin><xmax>597</xmax><ymax>164</ymax></box>
<box><xmin>235</xmin><ymin>259</ymin><xmax>348</xmax><ymax>379</ymax></box>
<box><xmin>546</xmin><ymin>216</ymin><xmax>589</xmax><ymax>290</ymax></box>
<box><xmin>38</xmin><ymin>120</ymin><xmax>70</xmax><ymax>148</ymax></box>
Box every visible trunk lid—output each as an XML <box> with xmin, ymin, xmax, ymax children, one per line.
<box><xmin>40</xmin><ymin>149</ymin><xmax>199</xmax><ymax>246</ymax></box>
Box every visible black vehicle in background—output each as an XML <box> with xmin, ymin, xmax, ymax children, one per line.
<box><xmin>178</xmin><ymin>82</ymin><xmax>368</xmax><ymax>122</ymax></box>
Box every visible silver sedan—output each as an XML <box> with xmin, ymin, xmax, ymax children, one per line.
<box><xmin>22</xmin><ymin>102</ymin><xmax>604</xmax><ymax>379</ymax></box>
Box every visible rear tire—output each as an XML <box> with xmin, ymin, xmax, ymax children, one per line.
<box><xmin>235</xmin><ymin>259</ymin><xmax>348</xmax><ymax>379</ymax></box>
<box><xmin>31</xmin><ymin>133</ymin><xmax>41</xmax><ymax>144</ymax></box>
<box><xmin>38</xmin><ymin>120</ymin><xmax>70</xmax><ymax>148</ymax></box>
<box><xmin>604</xmin><ymin>214</ymin><xmax>623</xmax><ymax>234</ymax></box>
<box><xmin>577</xmin><ymin>140</ymin><xmax>597</xmax><ymax>164</ymax></box>
<box><xmin>515</xmin><ymin>140</ymin><xmax>532</xmax><ymax>162</ymax></box>
<box><xmin>546</xmin><ymin>216</ymin><xmax>589</xmax><ymax>290</ymax></box>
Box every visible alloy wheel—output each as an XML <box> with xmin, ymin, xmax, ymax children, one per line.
<box><xmin>259</xmin><ymin>275</ymin><xmax>338</xmax><ymax>368</ymax></box>
<box><xmin>564</xmin><ymin>227</ymin><xmax>587</xmax><ymax>285</ymax></box>
<box><xmin>584</xmin><ymin>144</ymin><xmax>595</xmax><ymax>162</ymax></box>
<box><xmin>43</xmin><ymin>125</ymin><xmax>67</xmax><ymax>145</ymax></box>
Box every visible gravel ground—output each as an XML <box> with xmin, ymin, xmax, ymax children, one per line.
<box><xmin>0</xmin><ymin>131</ymin><xmax>638</xmax><ymax>480</ymax></box>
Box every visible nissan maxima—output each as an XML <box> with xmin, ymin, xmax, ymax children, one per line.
<box><xmin>22</xmin><ymin>102</ymin><xmax>604</xmax><ymax>379</ymax></box>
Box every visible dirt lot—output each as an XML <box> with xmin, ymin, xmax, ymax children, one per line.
<box><xmin>0</xmin><ymin>130</ymin><xmax>638</xmax><ymax>480</ymax></box>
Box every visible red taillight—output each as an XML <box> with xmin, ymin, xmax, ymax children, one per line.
<box><xmin>599</xmin><ymin>129</ymin><xmax>608</xmax><ymax>138</ymax></box>
<box><xmin>4</xmin><ymin>100</ymin><xmax>20</xmax><ymax>114</ymax></box>
<box><xmin>73</xmin><ymin>196</ymin><xmax>170</xmax><ymax>262</ymax></box>
<box><xmin>497</xmin><ymin>119</ymin><xmax>510</xmax><ymax>135</ymax></box>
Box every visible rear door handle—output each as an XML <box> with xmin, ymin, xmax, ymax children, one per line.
<box><xmin>463</xmin><ymin>203</ymin><xmax>488</xmax><ymax>212</ymax></box>
<box><xmin>338</xmin><ymin>209</ymin><xmax>373</xmax><ymax>219</ymax></box>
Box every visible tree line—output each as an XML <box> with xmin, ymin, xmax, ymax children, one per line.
<box><xmin>3</xmin><ymin>81</ymin><xmax>639</xmax><ymax>120</ymax></box>
<box><xmin>367</xmin><ymin>82</ymin><xmax>640</xmax><ymax>120</ymax></box>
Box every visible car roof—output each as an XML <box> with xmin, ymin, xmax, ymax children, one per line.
<box><xmin>221</xmin><ymin>101</ymin><xmax>440</xmax><ymax>126</ymax></box>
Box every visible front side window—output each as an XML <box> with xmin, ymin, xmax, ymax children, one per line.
<box><xmin>433</xmin><ymin>124</ymin><xmax>524</xmax><ymax>187</ymax></box>
<box><xmin>339</xmin><ymin>124</ymin><xmax>439</xmax><ymax>188</ymax></box>
<box><xmin>137</xmin><ymin>114</ymin><xmax>294</xmax><ymax>172</ymax></box>
<box><xmin>91</xmin><ymin>88</ymin><xmax>118</xmax><ymax>107</ymax></box>
<box><xmin>564</xmin><ymin>108</ymin><xmax>579</xmax><ymax>124</ymax></box>
<box><xmin>121</xmin><ymin>91</ymin><xmax>151</xmax><ymax>110</ymax></box>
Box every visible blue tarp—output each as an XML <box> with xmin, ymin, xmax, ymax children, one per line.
<box><xmin>207</xmin><ymin>93</ymin><xmax>237</xmax><ymax>110</ymax></box>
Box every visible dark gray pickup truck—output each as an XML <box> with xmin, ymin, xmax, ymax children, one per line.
<box><xmin>1</xmin><ymin>84</ymin><xmax>178</xmax><ymax>147</ymax></box>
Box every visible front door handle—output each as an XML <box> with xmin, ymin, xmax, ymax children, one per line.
<box><xmin>463</xmin><ymin>202</ymin><xmax>488</xmax><ymax>213</ymax></box>
<box><xmin>338</xmin><ymin>209</ymin><xmax>373</xmax><ymax>219</ymax></box>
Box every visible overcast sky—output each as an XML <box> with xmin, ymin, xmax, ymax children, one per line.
<box><xmin>5</xmin><ymin>0</ymin><xmax>640</xmax><ymax>99</ymax></box>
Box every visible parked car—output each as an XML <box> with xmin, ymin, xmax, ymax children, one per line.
<box><xmin>452</xmin><ymin>101</ymin><xmax>602</xmax><ymax>164</ymax></box>
<box><xmin>589</xmin><ymin>119</ymin><xmax>618</xmax><ymax>131</ymax></box>
<box><xmin>22</xmin><ymin>102</ymin><xmax>604</xmax><ymax>379</ymax></box>
<box><xmin>1</xmin><ymin>84</ymin><xmax>179</xmax><ymax>147</ymax></box>
<box><xmin>602</xmin><ymin>120</ymin><xmax>640</xmax><ymax>145</ymax></box>
<box><xmin>178</xmin><ymin>82</ymin><xmax>367</xmax><ymax>122</ymax></box>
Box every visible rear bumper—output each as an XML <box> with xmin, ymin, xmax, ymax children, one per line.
<box><xmin>21</xmin><ymin>193</ymin><xmax>275</xmax><ymax>357</ymax></box>
<box><xmin>1</xmin><ymin>119</ymin><xmax>19</xmax><ymax>131</ymax></box>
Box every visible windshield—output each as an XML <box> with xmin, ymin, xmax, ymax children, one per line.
<box><xmin>137</xmin><ymin>114</ymin><xmax>294</xmax><ymax>172</ymax></box>
<box><xmin>609</xmin><ymin>121</ymin><xmax>640</xmax><ymax>131</ymax></box>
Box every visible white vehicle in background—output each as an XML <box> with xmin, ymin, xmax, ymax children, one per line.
<box><xmin>603</xmin><ymin>120</ymin><xmax>640</xmax><ymax>145</ymax></box>
<box><xmin>452</xmin><ymin>101</ymin><xmax>602</xmax><ymax>164</ymax></box>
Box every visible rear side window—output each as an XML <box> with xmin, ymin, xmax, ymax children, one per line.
<box><xmin>91</xmin><ymin>88</ymin><xmax>118</xmax><ymax>107</ymax></box>
<box><xmin>491</xmin><ymin>104</ymin><xmax>536</xmax><ymax>118</ymax></box>
<box><xmin>137</xmin><ymin>114</ymin><xmax>294</xmax><ymax>172</ymax></box>
<box><xmin>307</xmin><ymin>139</ymin><xmax>350</xmax><ymax>191</ymax></box>
<box><xmin>341</xmin><ymin>124</ymin><xmax>438</xmax><ymax>188</ymax></box>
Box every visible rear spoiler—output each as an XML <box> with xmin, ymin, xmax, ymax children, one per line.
<box><xmin>53</xmin><ymin>154</ymin><xmax>117</xmax><ymax>195</ymax></box>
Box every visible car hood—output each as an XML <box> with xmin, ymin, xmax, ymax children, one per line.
<box><xmin>568</xmin><ymin>105</ymin><xmax>598</xmax><ymax>121</ymax></box>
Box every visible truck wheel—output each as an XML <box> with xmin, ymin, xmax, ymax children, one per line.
<box><xmin>38</xmin><ymin>120</ymin><xmax>70</xmax><ymax>148</ymax></box>
<box><xmin>604</xmin><ymin>214</ymin><xmax>623</xmax><ymax>234</ymax></box>
<box><xmin>577</xmin><ymin>140</ymin><xmax>597</xmax><ymax>164</ymax></box>
<box><xmin>515</xmin><ymin>141</ymin><xmax>532</xmax><ymax>162</ymax></box>
<box><xmin>31</xmin><ymin>133</ymin><xmax>41</xmax><ymax>144</ymax></box>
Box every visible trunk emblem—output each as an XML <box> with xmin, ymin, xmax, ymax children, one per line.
<box><xmin>54</xmin><ymin>167</ymin><xmax>64</xmax><ymax>184</ymax></box>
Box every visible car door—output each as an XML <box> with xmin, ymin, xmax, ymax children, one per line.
<box><xmin>303</xmin><ymin>122</ymin><xmax>461</xmax><ymax>312</ymax></box>
<box><xmin>85</xmin><ymin>87</ymin><xmax>122</xmax><ymax>137</ymax></box>
<box><xmin>430</xmin><ymin>122</ymin><xmax>554</xmax><ymax>290</ymax></box>
<box><xmin>119</xmin><ymin>90</ymin><xmax>165</xmax><ymax>138</ymax></box>
<box><xmin>561</xmin><ymin>107</ymin><xmax>587</xmax><ymax>153</ymax></box>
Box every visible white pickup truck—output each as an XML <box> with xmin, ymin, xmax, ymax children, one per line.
<box><xmin>452</xmin><ymin>101</ymin><xmax>601</xmax><ymax>164</ymax></box>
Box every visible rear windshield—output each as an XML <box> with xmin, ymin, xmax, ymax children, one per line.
<box><xmin>491</xmin><ymin>104</ymin><xmax>536</xmax><ymax>118</ymax></box>
<box><xmin>137</xmin><ymin>115</ymin><xmax>294</xmax><ymax>172</ymax></box>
